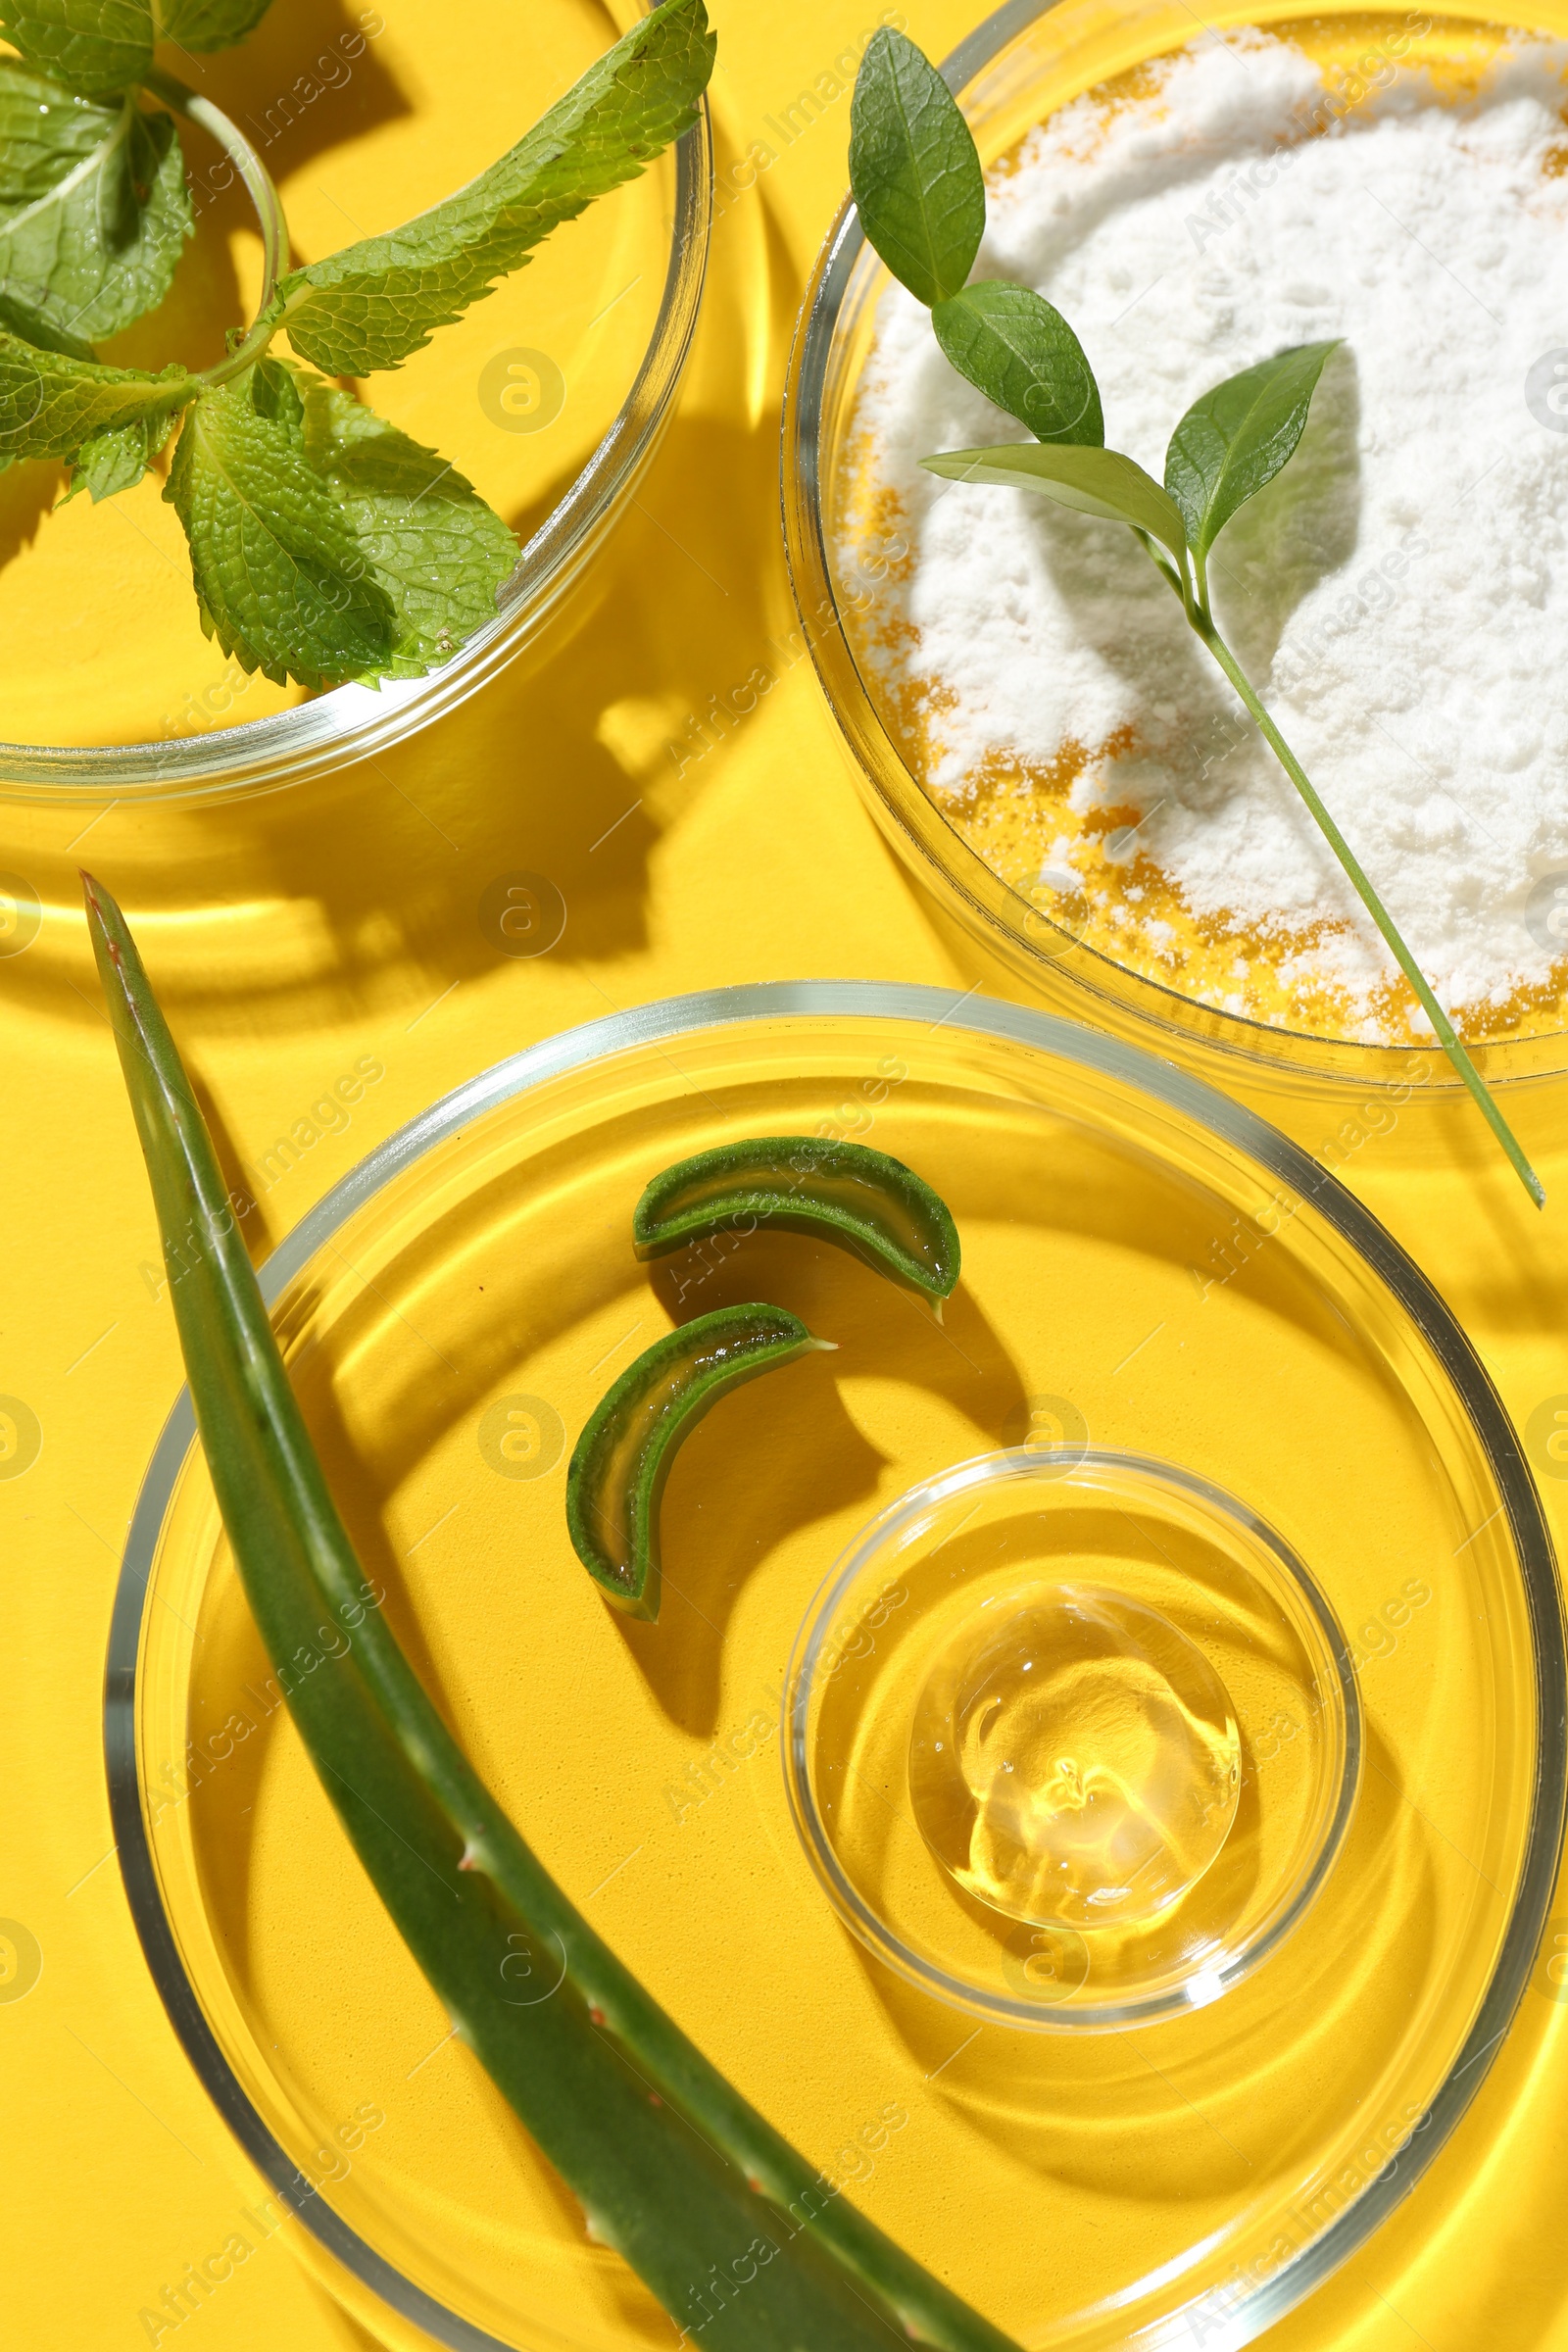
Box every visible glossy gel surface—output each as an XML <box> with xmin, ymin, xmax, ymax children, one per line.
<box><xmin>910</xmin><ymin>1587</ymin><xmax>1241</xmax><ymax>1929</ymax></box>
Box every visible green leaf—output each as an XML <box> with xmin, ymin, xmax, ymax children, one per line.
<box><xmin>159</xmin><ymin>0</ymin><xmax>271</xmax><ymax>53</ymax></box>
<box><xmin>0</xmin><ymin>285</ymin><xmax>94</xmax><ymax>357</ymax></box>
<box><xmin>83</xmin><ymin>866</ymin><xmax>1027</xmax><ymax>2352</ymax></box>
<box><xmin>849</xmin><ymin>26</ymin><xmax>984</xmax><ymax>310</ymax></box>
<box><xmin>0</xmin><ymin>0</ymin><xmax>269</xmax><ymax>95</ymax></box>
<box><xmin>0</xmin><ymin>1</ymin><xmax>154</xmax><ymax>95</ymax></box>
<box><xmin>0</xmin><ymin>71</ymin><xmax>191</xmax><ymax>340</ymax></box>
<box><xmin>164</xmin><ymin>367</ymin><xmax>398</xmax><ymax>690</ymax></box>
<box><xmin>163</xmin><ymin>361</ymin><xmax>517</xmax><ymax>690</ymax></box>
<box><xmin>62</xmin><ymin>403</ymin><xmax>161</xmax><ymax>496</ymax></box>
<box><xmin>1164</xmin><ymin>340</ymin><xmax>1339</xmax><ymax>561</ymax></box>
<box><xmin>0</xmin><ymin>326</ymin><xmax>190</xmax><ymax>457</ymax></box>
<box><xmin>930</xmin><ymin>281</ymin><xmax>1102</xmax><ymax>445</ymax></box>
<box><xmin>0</xmin><ymin>55</ymin><xmax>112</xmax><ymax>199</ymax></box>
<box><xmin>269</xmin><ymin>0</ymin><xmax>715</xmax><ymax>376</ymax></box>
<box><xmin>298</xmin><ymin>369</ymin><xmax>518</xmax><ymax>676</ymax></box>
<box><xmin>922</xmin><ymin>440</ymin><xmax>1189</xmax><ymax>564</ymax></box>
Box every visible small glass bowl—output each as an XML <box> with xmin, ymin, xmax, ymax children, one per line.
<box><xmin>0</xmin><ymin>0</ymin><xmax>710</xmax><ymax>806</ymax></box>
<box><xmin>781</xmin><ymin>0</ymin><xmax>1568</xmax><ymax>1092</ymax></box>
<box><xmin>784</xmin><ymin>1447</ymin><xmax>1361</xmax><ymax>2031</ymax></box>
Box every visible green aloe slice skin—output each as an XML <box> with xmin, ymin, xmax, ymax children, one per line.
<box><xmin>633</xmin><ymin>1136</ymin><xmax>962</xmax><ymax>1302</ymax></box>
<box><xmin>83</xmin><ymin>873</ymin><xmax>1021</xmax><ymax>2352</ymax></box>
<box><xmin>565</xmin><ymin>1302</ymin><xmax>829</xmax><ymax>1623</ymax></box>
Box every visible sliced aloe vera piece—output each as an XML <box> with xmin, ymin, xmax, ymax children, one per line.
<box><xmin>634</xmin><ymin>1136</ymin><xmax>961</xmax><ymax>1300</ymax></box>
<box><xmin>566</xmin><ymin>1302</ymin><xmax>823</xmax><ymax>1621</ymax></box>
<box><xmin>83</xmin><ymin>872</ymin><xmax>1021</xmax><ymax>2352</ymax></box>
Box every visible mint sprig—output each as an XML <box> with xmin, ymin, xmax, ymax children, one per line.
<box><xmin>0</xmin><ymin>0</ymin><xmax>715</xmax><ymax>690</ymax></box>
<box><xmin>265</xmin><ymin>0</ymin><xmax>716</xmax><ymax>376</ymax></box>
<box><xmin>0</xmin><ymin>62</ymin><xmax>190</xmax><ymax>340</ymax></box>
<box><xmin>852</xmin><ymin>35</ymin><xmax>1544</xmax><ymax>1209</ymax></box>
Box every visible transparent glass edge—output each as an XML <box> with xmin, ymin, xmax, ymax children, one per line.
<box><xmin>103</xmin><ymin>977</ymin><xmax>1568</xmax><ymax>2352</ymax></box>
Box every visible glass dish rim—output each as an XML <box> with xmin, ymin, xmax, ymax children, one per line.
<box><xmin>781</xmin><ymin>1442</ymin><xmax>1364</xmax><ymax>2034</ymax></box>
<box><xmin>777</xmin><ymin>0</ymin><xmax>1568</xmax><ymax>1085</ymax></box>
<box><xmin>103</xmin><ymin>978</ymin><xmax>1566</xmax><ymax>2352</ymax></box>
<box><xmin>0</xmin><ymin>48</ymin><xmax>712</xmax><ymax>808</ymax></box>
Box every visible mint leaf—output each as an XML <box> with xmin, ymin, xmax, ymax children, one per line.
<box><xmin>849</xmin><ymin>27</ymin><xmax>984</xmax><ymax>310</ymax></box>
<box><xmin>0</xmin><ymin>55</ymin><xmax>114</xmax><ymax>198</ymax></box>
<box><xmin>297</xmin><ymin>369</ymin><xmax>516</xmax><ymax>675</ymax></box>
<box><xmin>159</xmin><ymin>0</ymin><xmax>271</xmax><ymax>52</ymax></box>
<box><xmin>930</xmin><ymin>281</ymin><xmax>1102</xmax><ymax>445</ymax></box>
<box><xmin>0</xmin><ymin>285</ymin><xmax>95</xmax><ymax>357</ymax></box>
<box><xmin>269</xmin><ymin>0</ymin><xmax>715</xmax><ymax>376</ymax></box>
<box><xmin>921</xmin><ymin>440</ymin><xmax>1189</xmax><ymax>564</ymax></box>
<box><xmin>1164</xmin><ymin>341</ymin><xmax>1339</xmax><ymax>561</ymax></box>
<box><xmin>0</xmin><ymin>328</ymin><xmax>191</xmax><ymax>457</ymax></box>
<box><xmin>63</xmin><ymin>403</ymin><xmax>167</xmax><ymax>497</ymax></box>
<box><xmin>0</xmin><ymin>2</ymin><xmax>154</xmax><ymax>96</ymax></box>
<box><xmin>0</xmin><ymin>69</ymin><xmax>191</xmax><ymax>341</ymax></box>
<box><xmin>0</xmin><ymin>1</ymin><xmax>269</xmax><ymax>96</ymax></box>
<box><xmin>165</xmin><ymin>367</ymin><xmax>398</xmax><ymax>689</ymax></box>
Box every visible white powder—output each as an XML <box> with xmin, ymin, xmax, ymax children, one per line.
<box><xmin>845</xmin><ymin>30</ymin><xmax>1568</xmax><ymax>1039</ymax></box>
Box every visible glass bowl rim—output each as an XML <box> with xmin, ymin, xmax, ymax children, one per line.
<box><xmin>104</xmin><ymin>978</ymin><xmax>1566</xmax><ymax>2352</ymax></box>
<box><xmin>777</xmin><ymin>0</ymin><xmax>1568</xmax><ymax>1085</ymax></box>
<box><xmin>0</xmin><ymin>43</ymin><xmax>712</xmax><ymax>808</ymax></box>
<box><xmin>781</xmin><ymin>1442</ymin><xmax>1364</xmax><ymax>2034</ymax></box>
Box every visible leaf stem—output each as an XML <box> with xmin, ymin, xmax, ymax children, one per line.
<box><xmin>1163</xmin><ymin>573</ymin><xmax>1544</xmax><ymax>1207</ymax></box>
<box><xmin>140</xmin><ymin>70</ymin><xmax>287</xmax><ymax>386</ymax></box>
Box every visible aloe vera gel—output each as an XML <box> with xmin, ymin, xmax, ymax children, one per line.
<box><xmin>909</xmin><ymin>1587</ymin><xmax>1242</xmax><ymax>1931</ymax></box>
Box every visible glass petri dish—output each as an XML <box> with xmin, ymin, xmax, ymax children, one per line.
<box><xmin>107</xmin><ymin>982</ymin><xmax>1563</xmax><ymax>2351</ymax></box>
<box><xmin>780</xmin><ymin>0</ymin><xmax>1568</xmax><ymax>1091</ymax></box>
<box><xmin>784</xmin><ymin>1447</ymin><xmax>1362</xmax><ymax>2030</ymax></box>
<box><xmin>0</xmin><ymin>0</ymin><xmax>710</xmax><ymax>806</ymax></box>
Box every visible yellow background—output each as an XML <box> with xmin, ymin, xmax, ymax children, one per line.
<box><xmin>4</xmin><ymin>0</ymin><xmax>1568</xmax><ymax>2346</ymax></box>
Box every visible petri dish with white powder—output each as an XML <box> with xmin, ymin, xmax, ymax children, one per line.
<box><xmin>829</xmin><ymin>21</ymin><xmax>1568</xmax><ymax>1050</ymax></box>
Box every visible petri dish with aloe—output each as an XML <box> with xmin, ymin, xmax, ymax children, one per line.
<box><xmin>108</xmin><ymin>984</ymin><xmax>1562</xmax><ymax>2351</ymax></box>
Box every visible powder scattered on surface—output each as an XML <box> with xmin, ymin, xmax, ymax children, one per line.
<box><xmin>840</xmin><ymin>30</ymin><xmax>1568</xmax><ymax>1043</ymax></box>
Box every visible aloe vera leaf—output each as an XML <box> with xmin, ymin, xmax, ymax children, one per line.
<box><xmin>634</xmin><ymin>1135</ymin><xmax>962</xmax><ymax>1300</ymax></box>
<box><xmin>565</xmin><ymin>1303</ymin><xmax>826</xmax><ymax>1621</ymax></box>
<box><xmin>84</xmin><ymin>872</ymin><xmax>1022</xmax><ymax>2352</ymax></box>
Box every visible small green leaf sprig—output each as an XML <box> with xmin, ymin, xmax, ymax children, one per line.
<box><xmin>849</xmin><ymin>29</ymin><xmax>1544</xmax><ymax>1209</ymax></box>
<box><xmin>0</xmin><ymin>0</ymin><xmax>715</xmax><ymax>690</ymax></box>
